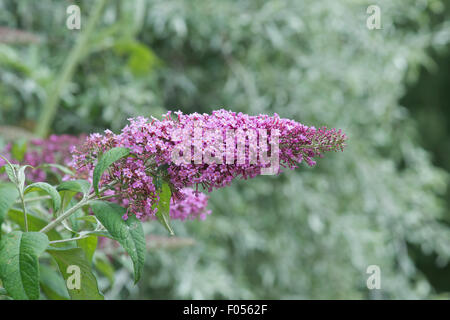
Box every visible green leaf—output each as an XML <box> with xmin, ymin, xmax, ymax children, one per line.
<box><xmin>47</xmin><ymin>247</ymin><xmax>104</xmax><ymax>300</ymax></box>
<box><xmin>39</xmin><ymin>264</ymin><xmax>70</xmax><ymax>300</ymax></box>
<box><xmin>67</xmin><ymin>203</ymin><xmax>84</xmax><ymax>232</ymax></box>
<box><xmin>91</xmin><ymin>201</ymin><xmax>145</xmax><ymax>283</ymax></box>
<box><xmin>24</xmin><ymin>182</ymin><xmax>61</xmax><ymax>213</ymax></box>
<box><xmin>59</xmin><ymin>190</ymin><xmax>76</xmax><ymax>214</ymax></box>
<box><xmin>0</xmin><ymin>154</ymin><xmax>17</xmax><ymax>185</ymax></box>
<box><xmin>58</xmin><ymin>198</ymin><xmax>84</xmax><ymax>232</ymax></box>
<box><xmin>94</xmin><ymin>256</ymin><xmax>115</xmax><ymax>286</ymax></box>
<box><xmin>0</xmin><ymin>231</ymin><xmax>49</xmax><ymax>300</ymax></box>
<box><xmin>75</xmin><ymin>216</ymin><xmax>108</xmax><ymax>234</ymax></box>
<box><xmin>38</xmin><ymin>164</ymin><xmax>75</xmax><ymax>177</ymax></box>
<box><xmin>92</xmin><ymin>147</ymin><xmax>130</xmax><ymax>196</ymax></box>
<box><xmin>77</xmin><ymin>235</ymin><xmax>98</xmax><ymax>264</ymax></box>
<box><xmin>16</xmin><ymin>165</ymin><xmax>33</xmax><ymax>193</ymax></box>
<box><xmin>8</xmin><ymin>209</ymin><xmax>62</xmax><ymax>242</ymax></box>
<box><xmin>0</xmin><ymin>184</ymin><xmax>19</xmax><ymax>240</ymax></box>
<box><xmin>156</xmin><ymin>182</ymin><xmax>174</xmax><ymax>235</ymax></box>
<box><xmin>57</xmin><ymin>179</ymin><xmax>90</xmax><ymax>195</ymax></box>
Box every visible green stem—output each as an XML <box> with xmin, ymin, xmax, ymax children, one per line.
<box><xmin>19</xmin><ymin>193</ymin><xmax>28</xmax><ymax>232</ymax></box>
<box><xmin>35</xmin><ymin>0</ymin><xmax>108</xmax><ymax>138</ymax></box>
<box><xmin>39</xmin><ymin>182</ymin><xmax>113</xmax><ymax>233</ymax></box>
<box><xmin>97</xmin><ymin>194</ymin><xmax>117</xmax><ymax>201</ymax></box>
<box><xmin>39</xmin><ymin>197</ymin><xmax>90</xmax><ymax>233</ymax></box>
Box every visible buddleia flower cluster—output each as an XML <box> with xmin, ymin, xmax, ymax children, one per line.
<box><xmin>71</xmin><ymin>109</ymin><xmax>347</xmax><ymax>220</ymax></box>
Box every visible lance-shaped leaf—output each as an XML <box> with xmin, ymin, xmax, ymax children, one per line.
<box><xmin>90</xmin><ymin>200</ymin><xmax>145</xmax><ymax>283</ymax></box>
<box><xmin>94</xmin><ymin>256</ymin><xmax>115</xmax><ymax>286</ymax></box>
<box><xmin>155</xmin><ymin>182</ymin><xmax>174</xmax><ymax>235</ymax></box>
<box><xmin>92</xmin><ymin>147</ymin><xmax>130</xmax><ymax>196</ymax></box>
<box><xmin>0</xmin><ymin>154</ymin><xmax>18</xmax><ymax>185</ymax></box>
<box><xmin>47</xmin><ymin>247</ymin><xmax>104</xmax><ymax>300</ymax></box>
<box><xmin>0</xmin><ymin>231</ymin><xmax>49</xmax><ymax>300</ymax></box>
<box><xmin>77</xmin><ymin>235</ymin><xmax>98</xmax><ymax>264</ymax></box>
<box><xmin>0</xmin><ymin>184</ymin><xmax>19</xmax><ymax>240</ymax></box>
<box><xmin>59</xmin><ymin>191</ymin><xmax>77</xmax><ymax>218</ymax></box>
<box><xmin>24</xmin><ymin>182</ymin><xmax>61</xmax><ymax>213</ymax></box>
<box><xmin>39</xmin><ymin>264</ymin><xmax>70</xmax><ymax>300</ymax></box>
<box><xmin>57</xmin><ymin>180</ymin><xmax>90</xmax><ymax>216</ymax></box>
<box><xmin>16</xmin><ymin>165</ymin><xmax>33</xmax><ymax>194</ymax></box>
<box><xmin>57</xmin><ymin>179</ymin><xmax>90</xmax><ymax>195</ymax></box>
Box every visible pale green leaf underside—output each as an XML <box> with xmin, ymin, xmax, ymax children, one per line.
<box><xmin>25</xmin><ymin>182</ymin><xmax>61</xmax><ymax>213</ymax></box>
<box><xmin>57</xmin><ymin>179</ymin><xmax>91</xmax><ymax>195</ymax></box>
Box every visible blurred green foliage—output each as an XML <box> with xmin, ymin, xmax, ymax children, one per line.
<box><xmin>1</xmin><ymin>0</ymin><xmax>450</xmax><ymax>299</ymax></box>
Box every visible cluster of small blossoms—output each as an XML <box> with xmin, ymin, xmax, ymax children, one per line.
<box><xmin>167</xmin><ymin>109</ymin><xmax>347</xmax><ymax>190</ymax></box>
<box><xmin>0</xmin><ymin>134</ymin><xmax>83</xmax><ymax>182</ymax></box>
<box><xmin>71</xmin><ymin>109</ymin><xmax>346</xmax><ymax>220</ymax></box>
<box><xmin>68</xmin><ymin>130</ymin><xmax>212</xmax><ymax>221</ymax></box>
<box><xmin>168</xmin><ymin>188</ymin><xmax>211</xmax><ymax>221</ymax></box>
